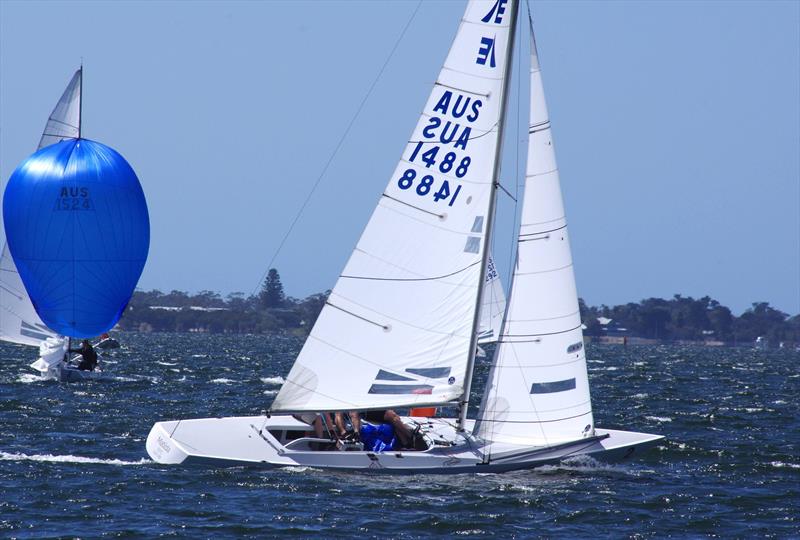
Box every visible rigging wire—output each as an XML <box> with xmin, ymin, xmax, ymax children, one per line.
<box><xmin>251</xmin><ymin>0</ymin><xmax>424</xmax><ymax>296</ymax></box>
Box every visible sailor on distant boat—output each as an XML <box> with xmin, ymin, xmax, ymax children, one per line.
<box><xmin>69</xmin><ymin>339</ymin><xmax>98</xmax><ymax>371</ymax></box>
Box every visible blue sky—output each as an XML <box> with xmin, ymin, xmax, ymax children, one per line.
<box><xmin>1</xmin><ymin>0</ymin><xmax>798</xmax><ymax>315</ymax></box>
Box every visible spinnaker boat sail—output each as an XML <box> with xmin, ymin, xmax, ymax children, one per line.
<box><xmin>146</xmin><ymin>0</ymin><xmax>663</xmax><ymax>472</ymax></box>
<box><xmin>0</xmin><ymin>68</ymin><xmax>89</xmax><ymax>381</ymax></box>
<box><xmin>2</xmin><ymin>68</ymin><xmax>147</xmax><ymax>381</ymax></box>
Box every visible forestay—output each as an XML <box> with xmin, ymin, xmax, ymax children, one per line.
<box><xmin>272</xmin><ymin>0</ymin><xmax>516</xmax><ymax>412</ymax></box>
<box><xmin>0</xmin><ymin>69</ymin><xmax>81</xmax><ymax>348</ymax></box>
<box><xmin>474</xmin><ymin>18</ymin><xmax>595</xmax><ymax>446</ymax></box>
<box><xmin>477</xmin><ymin>255</ymin><xmax>506</xmax><ymax>344</ymax></box>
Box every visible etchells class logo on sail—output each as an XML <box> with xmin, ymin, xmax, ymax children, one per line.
<box><xmin>481</xmin><ymin>0</ymin><xmax>508</xmax><ymax>24</ymax></box>
<box><xmin>476</xmin><ymin>0</ymin><xmax>507</xmax><ymax>68</ymax></box>
<box><xmin>368</xmin><ymin>367</ymin><xmax>454</xmax><ymax>395</ymax></box>
<box><xmin>54</xmin><ymin>186</ymin><xmax>94</xmax><ymax>211</ymax></box>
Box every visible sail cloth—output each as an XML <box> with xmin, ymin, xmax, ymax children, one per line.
<box><xmin>272</xmin><ymin>0</ymin><xmax>517</xmax><ymax>413</ymax></box>
<box><xmin>477</xmin><ymin>255</ymin><xmax>506</xmax><ymax>344</ymax></box>
<box><xmin>38</xmin><ymin>69</ymin><xmax>82</xmax><ymax>150</ymax></box>
<box><xmin>474</xmin><ymin>19</ymin><xmax>595</xmax><ymax>446</ymax></box>
<box><xmin>3</xmin><ymin>139</ymin><xmax>149</xmax><ymax>338</ymax></box>
<box><xmin>0</xmin><ymin>243</ymin><xmax>57</xmax><ymax>346</ymax></box>
<box><xmin>0</xmin><ymin>69</ymin><xmax>81</xmax><ymax>348</ymax></box>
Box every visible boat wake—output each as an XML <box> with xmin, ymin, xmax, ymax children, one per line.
<box><xmin>16</xmin><ymin>373</ymin><xmax>44</xmax><ymax>384</ymax></box>
<box><xmin>0</xmin><ymin>451</ymin><xmax>149</xmax><ymax>466</ymax></box>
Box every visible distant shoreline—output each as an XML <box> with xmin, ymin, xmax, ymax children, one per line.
<box><xmin>117</xmin><ymin>285</ymin><xmax>799</xmax><ymax>350</ymax></box>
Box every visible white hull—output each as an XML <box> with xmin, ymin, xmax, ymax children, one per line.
<box><xmin>34</xmin><ymin>361</ymin><xmax>104</xmax><ymax>382</ymax></box>
<box><xmin>146</xmin><ymin>415</ymin><xmax>663</xmax><ymax>474</ymax></box>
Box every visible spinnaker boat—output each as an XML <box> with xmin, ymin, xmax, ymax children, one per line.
<box><xmin>147</xmin><ymin>0</ymin><xmax>663</xmax><ymax>473</ymax></box>
<box><xmin>0</xmin><ymin>69</ymin><xmax>95</xmax><ymax>382</ymax></box>
<box><xmin>2</xmin><ymin>68</ymin><xmax>148</xmax><ymax>381</ymax></box>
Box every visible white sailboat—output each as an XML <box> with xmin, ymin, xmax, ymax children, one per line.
<box><xmin>1</xmin><ymin>68</ymin><xmax>104</xmax><ymax>382</ymax></box>
<box><xmin>146</xmin><ymin>0</ymin><xmax>663</xmax><ymax>472</ymax></box>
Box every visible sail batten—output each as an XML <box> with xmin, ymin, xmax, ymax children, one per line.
<box><xmin>272</xmin><ymin>0</ymin><xmax>518</xmax><ymax>413</ymax></box>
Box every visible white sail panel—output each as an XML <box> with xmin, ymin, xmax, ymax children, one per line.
<box><xmin>0</xmin><ymin>244</ymin><xmax>56</xmax><ymax>347</ymax></box>
<box><xmin>273</xmin><ymin>0</ymin><xmax>517</xmax><ymax>412</ymax></box>
<box><xmin>477</xmin><ymin>255</ymin><xmax>506</xmax><ymax>344</ymax></box>
<box><xmin>38</xmin><ymin>69</ymin><xmax>81</xmax><ymax>150</ymax></box>
<box><xmin>474</xmin><ymin>20</ymin><xmax>594</xmax><ymax>446</ymax></box>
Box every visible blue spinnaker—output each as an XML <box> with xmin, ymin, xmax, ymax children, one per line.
<box><xmin>3</xmin><ymin>138</ymin><xmax>149</xmax><ymax>337</ymax></box>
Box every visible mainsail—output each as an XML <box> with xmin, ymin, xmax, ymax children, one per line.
<box><xmin>0</xmin><ymin>69</ymin><xmax>81</xmax><ymax>348</ymax></box>
<box><xmin>474</xmin><ymin>17</ymin><xmax>595</xmax><ymax>446</ymax></box>
<box><xmin>272</xmin><ymin>0</ymin><xmax>517</xmax><ymax>412</ymax></box>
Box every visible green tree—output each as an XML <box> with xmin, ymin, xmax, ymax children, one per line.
<box><xmin>260</xmin><ymin>268</ymin><xmax>286</xmax><ymax>308</ymax></box>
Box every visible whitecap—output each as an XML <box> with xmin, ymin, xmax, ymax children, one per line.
<box><xmin>645</xmin><ymin>416</ymin><xmax>673</xmax><ymax>423</ymax></box>
<box><xmin>156</xmin><ymin>361</ymin><xmax>177</xmax><ymax>366</ymax></box>
<box><xmin>210</xmin><ymin>378</ymin><xmax>236</xmax><ymax>384</ymax></box>
<box><xmin>770</xmin><ymin>461</ymin><xmax>800</xmax><ymax>469</ymax></box>
<box><xmin>16</xmin><ymin>373</ymin><xmax>42</xmax><ymax>384</ymax></box>
<box><xmin>260</xmin><ymin>376</ymin><xmax>285</xmax><ymax>385</ymax></box>
<box><xmin>0</xmin><ymin>451</ymin><xmax>149</xmax><ymax>466</ymax></box>
<box><xmin>632</xmin><ymin>393</ymin><xmax>648</xmax><ymax>399</ymax></box>
<box><xmin>263</xmin><ymin>389</ymin><xmax>278</xmax><ymax>396</ymax></box>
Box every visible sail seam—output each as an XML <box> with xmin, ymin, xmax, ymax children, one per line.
<box><xmin>474</xmin><ymin>411</ymin><xmax>592</xmax><ymax>423</ymax></box>
<box><xmin>348</xmin><ymin>248</ymin><xmax>479</xmax><ymax>286</ymax></box>
<box><xmin>500</xmin><ymin>323</ymin><xmax>583</xmax><ymax>339</ymax></box>
<box><xmin>525</xmin><ymin>167</ymin><xmax>558</xmax><ymax>178</ymax></box>
<box><xmin>434</xmin><ymin>81</ymin><xmax>489</xmax><ymax>97</ymax></box>
<box><xmin>505</xmin><ymin>308</ymin><xmax>580</xmax><ymax>322</ymax></box>
<box><xmin>341</xmin><ymin>260</ymin><xmax>479</xmax><ymax>282</ymax></box>
<box><xmin>519</xmin><ymin>216</ymin><xmax>565</xmax><ymax>227</ymax></box>
<box><xmin>381</xmin><ymin>193</ymin><xmax>443</xmax><ymax>219</ymax></box>
<box><xmin>519</xmin><ymin>224</ymin><xmax>566</xmax><ymax>237</ymax></box>
<box><xmin>440</xmin><ymin>65</ymin><xmax>503</xmax><ymax>82</ymax></box>
<box><xmin>513</xmin><ymin>263</ymin><xmax>573</xmax><ymax>276</ymax></box>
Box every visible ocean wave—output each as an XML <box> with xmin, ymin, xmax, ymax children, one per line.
<box><xmin>260</xmin><ymin>376</ymin><xmax>285</xmax><ymax>385</ymax></box>
<box><xmin>210</xmin><ymin>378</ymin><xmax>236</xmax><ymax>384</ymax></box>
<box><xmin>263</xmin><ymin>389</ymin><xmax>278</xmax><ymax>396</ymax></box>
<box><xmin>156</xmin><ymin>361</ymin><xmax>177</xmax><ymax>366</ymax></box>
<box><xmin>0</xmin><ymin>451</ymin><xmax>149</xmax><ymax>466</ymax></box>
<box><xmin>645</xmin><ymin>416</ymin><xmax>673</xmax><ymax>423</ymax></box>
<box><xmin>16</xmin><ymin>373</ymin><xmax>43</xmax><ymax>384</ymax></box>
<box><xmin>770</xmin><ymin>461</ymin><xmax>800</xmax><ymax>469</ymax></box>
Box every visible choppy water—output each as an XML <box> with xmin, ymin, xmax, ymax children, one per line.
<box><xmin>1</xmin><ymin>334</ymin><xmax>797</xmax><ymax>538</ymax></box>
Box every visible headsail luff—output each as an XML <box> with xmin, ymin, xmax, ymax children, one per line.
<box><xmin>474</xmin><ymin>14</ymin><xmax>595</xmax><ymax>446</ymax></box>
<box><xmin>272</xmin><ymin>0</ymin><xmax>518</xmax><ymax>413</ymax></box>
<box><xmin>0</xmin><ymin>69</ymin><xmax>80</xmax><ymax>347</ymax></box>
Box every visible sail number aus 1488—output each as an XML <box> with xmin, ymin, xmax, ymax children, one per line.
<box><xmin>398</xmin><ymin>142</ymin><xmax>471</xmax><ymax>207</ymax></box>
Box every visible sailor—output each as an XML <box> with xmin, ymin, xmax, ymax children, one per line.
<box><xmin>69</xmin><ymin>339</ymin><xmax>98</xmax><ymax>371</ymax></box>
<box><xmin>360</xmin><ymin>410</ymin><xmax>416</xmax><ymax>448</ymax></box>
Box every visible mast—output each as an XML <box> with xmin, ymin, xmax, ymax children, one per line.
<box><xmin>457</xmin><ymin>0</ymin><xmax>520</xmax><ymax>432</ymax></box>
<box><xmin>78</xmin><ymin>65</ymin><xmax>83</xmax><ymax>138</ymax></box>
